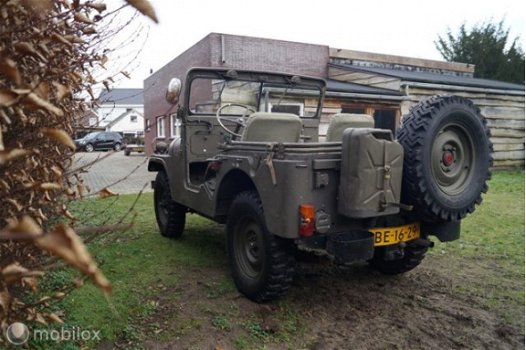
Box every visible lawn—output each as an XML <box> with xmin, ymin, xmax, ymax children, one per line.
<box><xmin>25</xmin><ymin>171</ymin><xmax>524</xmax><ymax>349</ymax></box>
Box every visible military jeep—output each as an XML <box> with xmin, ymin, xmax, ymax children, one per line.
<box><xmin>148</xmin><ymin>68</ymin><xmax>492</xmax><ymax>302</ymax></box>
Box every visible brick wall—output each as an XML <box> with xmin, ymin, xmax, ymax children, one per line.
<box><xmin>143</xmin><ymin>35</ymin><xmax>211</xmax><ymax>154</ymax></box>
<box><xmin>210</xmin><ymin>33</ymin><xmax>328</xmax><ymax>77</ymax></box>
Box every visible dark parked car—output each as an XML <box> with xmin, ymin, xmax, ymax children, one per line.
<box><xmin>75</xmin><ymin>132</ymin><xmax>123</xmax><ymax>152</ymax></box>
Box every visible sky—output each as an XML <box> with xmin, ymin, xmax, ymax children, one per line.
<box><xmin>110</xmin><ymin>0</ymin><xmax>525</xmax><ymax>88</ymax></box>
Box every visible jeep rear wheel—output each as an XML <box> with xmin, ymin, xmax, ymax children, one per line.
<box><xmin>227</xmin><ymin>191</ymin><xmax>295</xmax><ymax>302</ymax></box>
<box><xmin>154</xmin><ymin>171</ymin><xmax>186</xmax><ymax>238</ymax></box>
<box><xmin>397</xmin><ymin>95</ymin><xmax>493</xmax><ymax>222</ymax></box>
<box><xmin>369</xmin><ymin>239</ymin><xmax>430</xmax><ymax>275</ymax></box>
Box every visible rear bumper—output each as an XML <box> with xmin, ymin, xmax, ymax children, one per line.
<box><xmin>297</xmin><ymin>231</ymin><xmax>374</xmax><ymax>265</ymax></box>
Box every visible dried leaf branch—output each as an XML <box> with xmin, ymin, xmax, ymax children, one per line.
<box><xmin>0</xmin><ymin>0</ymin><xmax>157</xmax><ymax>331</ymax></box>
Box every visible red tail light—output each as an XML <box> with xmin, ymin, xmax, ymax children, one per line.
<box><xmin>208</xmin><ymin>161</ymin><xmax>222</xmax><ymax>171</ymax></box>
<box><xmin>299</xmin><ymin>204</ymin><xmax>315</xmax><ymax>237</ymax></box>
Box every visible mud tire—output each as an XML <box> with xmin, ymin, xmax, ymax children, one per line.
<box><xmin>227</xmin><ymin>191</ymin><xmax>295</xmax><ymax>302</ymax></box>
<box><xmin>154</xmin><ymin>171</ymin><xmax>186</xmax><ymax>238</ymax></box>
<box><xmin>397</xmin><ymin>96</ymin><xmax>493</xmax><ymax>222</ymax></box>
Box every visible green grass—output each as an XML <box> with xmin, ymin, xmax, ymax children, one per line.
<box><xmin>30</xmin><ymin>171</ymin><xmax>524</xmax><ymax>349</ymax></box>
<box><xmin>28</xmin><ymin>193</ymin><xmax>227</xmax><ymax>349</ymax></box>
<box><xmin>429</xmin><ymin>171</ymin><xmax>524</xmax><ymax>325</ymax></box>
<box><xmin>436</xmin><ymin>171</ymin><xmax>524</xmax><ymax>261</ymax></box>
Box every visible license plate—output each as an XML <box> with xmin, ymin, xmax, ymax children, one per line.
<box><xmin>369</xmin><ymin>223</ymin><xmax>420</xmax><ymax>246</ymax></box>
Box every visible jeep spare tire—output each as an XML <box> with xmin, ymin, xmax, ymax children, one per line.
<box><xmin>397</xmin><ymin>95</ymin><xmax>492</xmax><ymax>222</ymax></box>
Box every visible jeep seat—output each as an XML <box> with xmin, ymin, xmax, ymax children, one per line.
<box><xmin>325</xmin><ymin>113</ymin><xmax>375</xmax><ymax>142</ymax></box>
<box><xmin>241</xmin><ymin>112</ymin><xmax>302</xmax><ymax>143</ymax></box>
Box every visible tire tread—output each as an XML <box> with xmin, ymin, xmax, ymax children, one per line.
<box><xmin>228</xmin><ymin>191</ymin><xmax>295</xmax><ymax>302</ymax></box>
<box><xmin>397</xmin><ymin>95</ymin><xmax>493</xmax><ymax>221</ymax></box>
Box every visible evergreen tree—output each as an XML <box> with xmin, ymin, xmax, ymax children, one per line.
<box><xmin>435</xmin><ymin>20</ymin><xmax>524</xmax><ymax>84</ymax></box>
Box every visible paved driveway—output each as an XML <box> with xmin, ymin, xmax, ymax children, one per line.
<box><xmin>73</xmin><ymin>151</ymin><xmax>154</xmax><ymax>195</ymax></box>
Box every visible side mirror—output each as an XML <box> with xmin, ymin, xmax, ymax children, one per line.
<box><xmin>165</xmin><ymin>77</ymin><xmax>182</xmax><ymax>104</ymax></box>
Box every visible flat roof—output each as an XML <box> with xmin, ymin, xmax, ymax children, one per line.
<box><xmin>330</xmin><ymin>63</ymin><xmax>525</xmax><ymax>91</ymax></box>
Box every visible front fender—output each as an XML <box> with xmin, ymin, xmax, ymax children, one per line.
<box><xmin>148</xmin><ymin>156</ymin><xmax>167</xmax><ymax>172</ymax></box>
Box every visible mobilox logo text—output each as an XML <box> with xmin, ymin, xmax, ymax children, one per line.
<box><xmin>4</xmin><ymin>322</ymin><xmax>101</xmax><ymax>345</ymax></box>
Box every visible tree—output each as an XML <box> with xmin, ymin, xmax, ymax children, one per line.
<box><xmin>435</xmin><ymin>20</ymin><xmax>525</xmax><ymax>84</ymax></box>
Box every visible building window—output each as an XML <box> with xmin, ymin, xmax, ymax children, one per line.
<box><xmin>170</xmin><ymin>114</ymin><xmax>181</xmax><ymax>137</ymax></box>
<box><xmin>270</xmin><ymin>103</ymin><xmax>304</xmax><ymax>116</ymax></box>
<box><xmin>156</xmin><ymin>116</ymin><xmax>165</xmax><ymax>138</ymax></box>
<box><xmin>373</xmin><ymin>109</ymin><xmax>397</xmax><ymax>132</ymax></box>
<box><xmin>130</xmin><ymin>115</ymin><xmax>137</xmax><ymax>122</ymax></box>
<box><xmin>341</xmin><ymin>104</ymin><xmax>399</xmax><ymax>133</ymax></box>
<box><xmin>146</xmin><ymin>118</ymin><xmax>150</xmax><ymax>131</ymax></box>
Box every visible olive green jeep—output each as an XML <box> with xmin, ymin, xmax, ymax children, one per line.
<box><xmin>148</xmin><ymin>68</ymin><xmax>492</xmax><ymax>302</ymax></box>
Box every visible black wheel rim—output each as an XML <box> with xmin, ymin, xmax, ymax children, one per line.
<box><xmin>156</xmin><ymin>186</ymin><xmax>170</xmax><ymax>227</ymax></box>
<box><xmin>233</xmin><ymin>216</ymin><xmax>264</xmax><ymax>279</ymax></box>
<box><xmin>431</xmin><ymin>122</ymin><xmax>475</xmax><ymax>196</ymax></box>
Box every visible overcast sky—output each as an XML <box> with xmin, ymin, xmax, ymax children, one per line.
<box><xmin>113</xmin><ymin>0</ymin><xmax>525</xmax><ymax>88</ymax></box>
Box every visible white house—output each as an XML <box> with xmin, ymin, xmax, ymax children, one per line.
<box><xmin>105</xmin><ymin>108</ymin><xmax>144</xmax><ymax>137</ymax></box>
<box><xmin>96</xmin><ymin>88</ymin><xmax>144</xmax><ymax>138</ymax></box>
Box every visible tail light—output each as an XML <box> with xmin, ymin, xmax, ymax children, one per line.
<box><xmin>299</xmin><ymin>204</ymin><xmax>315</xmax><ymax>237</ymax></box>
<box><xmin>208</xmin><ymin>160</ymin><xmax>222</xmax><ymax>172</ymax></box>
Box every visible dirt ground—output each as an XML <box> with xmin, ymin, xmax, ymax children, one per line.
<box><xmin>130</xmin><ymin>251</ymin><xmax>524</xmax><ymax>350</ymax></box>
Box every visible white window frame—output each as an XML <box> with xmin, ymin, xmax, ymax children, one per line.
<box><xmin>156</xmin><ymin>116</ymin><xmax>165</xmax><ymax>138</ymax></box>
<box><xmin>170</xmin><ymin>114</ymin><xmax>181</xmax><ymax>138</ymax></box>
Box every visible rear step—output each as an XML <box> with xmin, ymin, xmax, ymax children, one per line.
<box><xmin>326</xmin><ymin>230</ymin><xmax>374</xmax><ymax>265</ymax></box>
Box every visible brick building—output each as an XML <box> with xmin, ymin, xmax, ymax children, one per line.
<box><xmin>144</xmin><ymin>33</ymin><xmax>525</xmax><ymax>167</ymax></box>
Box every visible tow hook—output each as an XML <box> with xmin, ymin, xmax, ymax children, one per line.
<box><xmin>412</xmin><ymin>238</ymin><xmax>434</xmax><ymax>248</ymax></box>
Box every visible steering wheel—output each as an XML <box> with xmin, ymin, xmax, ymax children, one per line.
<box><xmin>216</xmin><ymin>103</ymin><xmax>256</xmax><ymax>138</ymax></box>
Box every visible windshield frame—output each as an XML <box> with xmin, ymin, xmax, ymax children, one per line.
<box><xmin>184</xmin><ymin>68</ymin><xmax>326</xmax><ymax>119</ymax></box>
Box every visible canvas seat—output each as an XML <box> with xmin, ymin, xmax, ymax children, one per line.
<box><xmin>241</xmin><ymin>112</ymin><xmax>302</xmax><ymax>143</ymax></box>
<box><xmin>325</xmin><ymin>113</ymin><xmax>375</xmax><ymax>142</ymax></box>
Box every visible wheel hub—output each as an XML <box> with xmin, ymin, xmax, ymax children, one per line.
<box><xmin>245</xmin><ymin>231</ymin><xmax>260</xmax><ymax>264</ymax></box>
<box><xmin>431</xmin><ymin>123</ymin><xmax>475</xmax><ymax>196</ymax></box>
<box><xmin>234</xmin><ymin>219</ymin><xmax>264</xmax><ymax>279</ymax></box>
<box><xmin>442</xmin><ymin>150</ymin><xmax>455</xmax><ymax>167</ymax></box>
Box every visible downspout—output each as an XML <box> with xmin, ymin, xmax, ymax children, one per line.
<box><xmin>220</xmin><ymin>34</ymin><xmax>226</xmax><ymax>64</ymax></box>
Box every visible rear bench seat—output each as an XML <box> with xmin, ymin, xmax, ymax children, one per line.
<box><xmin>325</xmin><ymin>113</ymin><xmax>375</xmax><ymax>142</ymax></box>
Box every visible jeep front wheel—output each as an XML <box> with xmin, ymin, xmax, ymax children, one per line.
<box><xmin>227</xmin><ymin>191</ymin><xmax>295</xmax><ymax>302</ymax></box>
<box><xmin>154</xmin><ymin>171</ymin><xmax>186</xmax><ymax>238</ymax></box>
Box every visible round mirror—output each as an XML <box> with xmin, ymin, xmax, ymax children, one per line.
<box><xmin>165</xmin><ymin>77</ymin><xmax>182</xmax><ymax>104</ymax></box>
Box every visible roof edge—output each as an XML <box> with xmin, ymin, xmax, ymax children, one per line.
<box><xmin>329</xmin><ymin>48</ymin><xmax>474</xmax><ymax>74</ymax></box>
